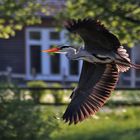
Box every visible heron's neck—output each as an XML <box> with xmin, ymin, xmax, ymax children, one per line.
<box><xmin>66</xmin><ymin>48</ymin><xmax>76</xmax><ymax>60</ymax></box>
<box><xmin>66</xmin><ymin>48</ymin><xmax>84</xmax><ymax>60</ymax></box>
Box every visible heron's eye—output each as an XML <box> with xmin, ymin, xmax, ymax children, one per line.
<box><xmin>61</xmin><ymin>46</ymin><xmax>67</xmax><ymax>49</ymax></box>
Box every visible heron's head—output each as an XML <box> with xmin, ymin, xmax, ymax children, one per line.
<box><xmin>42</xmin><ymin>45</ymin><xmax>75</xmax><ymax>54</ymax></box>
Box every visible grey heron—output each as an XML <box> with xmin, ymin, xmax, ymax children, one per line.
<box><xmin>43</xmin><ymin>18</ymin><xmax>140</xmax><ymax>125</ymax></box>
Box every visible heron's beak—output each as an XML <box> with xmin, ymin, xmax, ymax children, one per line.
<box><xmin>42</xmin><ymin>47</ymin><xmax>60</xmax><ymax>53</ymax></box>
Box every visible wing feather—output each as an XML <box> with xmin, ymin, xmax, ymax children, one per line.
<box><xmin>63</xmin><ymin>62</ymin><xmax>119</xmax><ymax>124</ymax></box>
<box><xmin>64</xmin><ymin>18</ymin><xmax>121</xmax><ymax>51</ymax></box>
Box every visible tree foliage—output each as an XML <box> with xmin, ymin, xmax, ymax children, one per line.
<box><xmin>0</xmin><ymin>0</ymin><xmax>47</xmax><ymax>39</ymax></box>
<box><xmin>59</xmin><ymin>0</ymin><xmax>140</xmax><ymax>46</ymax></box>
<box><xmin>0</xmin><ymin>91</ymin><xmax>60</xmax><ymax>140</ymax></box>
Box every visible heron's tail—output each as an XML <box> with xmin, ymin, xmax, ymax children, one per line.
<box><xmin>116</xmin><ymin>61</ymin><xmax>140</xmax><ymax>72</ymax></box>
<box><xmin>116</xmin><ymin>46</ymin><xmax>140</xmax><ymax>72</ymax></box>
<box><xmin>130</xmin><ymin>63</ymin><xmax>140</xmax><ymax>69</ymax></box>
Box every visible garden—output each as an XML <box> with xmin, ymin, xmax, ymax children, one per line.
<box><xmin>0</xmin><ymin>81</ymin><xmax>140</xmax><ymax>140</ymax></box>
<box><xmin>0</xmin><ymin>1</ymin><xmax>140</xmax><ymax>140</ymax></box>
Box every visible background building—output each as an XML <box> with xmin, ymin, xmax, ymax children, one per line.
<box><xmin>0</xmin><ymin>0</ymin><xmax>140</xmax><ymax>88</ymax></box>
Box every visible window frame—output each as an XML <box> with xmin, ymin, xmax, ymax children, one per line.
<box><xmin>118</xmin><ymin>46</ymin><xmax>140</xmax><ymax>88</ymax></box>
<box><xmin>25</xmin><ymin>28</ymin><xmax>140</xmax><ymax>86</ymax></box>
<box><xmin>25</xmin><ymin>27</ymin><xmax>81</xmax><ymax>81</ymax></box>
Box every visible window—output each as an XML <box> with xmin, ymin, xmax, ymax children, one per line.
<box><xmin>29</xmin><ymin>31</ymin><xmax>41</xmax><ymax>40</ymax></box>
<box><xmin>69</xmin><ymin>61</ymin><xmax>79</xmax><ymax>75</ymax></box>
<box><xmin>131</xmin><ymin>46</ymin><xmax>140</xmax><ymax>87</ymax></box>
<box><xmin>30</xmin><ymin>45</ymin><xmax>41</xmax><ymax>74</ymax></box>
<box><xmin>136</xmin><ymin>70</ymin><xmax>140</xmax><ymax>77</ymax></box>
<box><xmin>136</xmin><ymin>81</ymin><xmax>140</xmax><ymax>87</ymax></box>
<box><xmin>50</xmin><ymin>54</ymin><xmax>60</xmax><ymax>74</ymax></box>
<box><xmin>118</xmin><ymin>46</ymin><xmax>140</xmax><ymax>87</ymax></box>
<box><xmin>49</xmin><ymin>31</ymin><xmax>60</xmax><ymax>40</ymax></box>
<box><xmin>122</xmin><ymin>70</ymin><xmax>130</xmax><ymax>77</ymax></box>
<box><xmin>121</xmin><ymin>80</ymin><xmax>131</xmax><ymax>87</ymax></box>
<box><xmin>135</xmin><ymin>57</ymin><xmax>140</xmax><ymax>77</ymax></box>
<box><xmin>26</xmin><ymin>28</ymin><xmax>80</xmax><ymax>81</ymax></box>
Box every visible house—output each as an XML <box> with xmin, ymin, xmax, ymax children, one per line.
<box><xmin>0</xmin><ymin>0</ymin><xmax>140</xmax><ymax>88</ymax></box>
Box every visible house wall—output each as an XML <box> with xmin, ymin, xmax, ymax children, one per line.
<box><xmin>0</xmin><ymin>30</ymin><xmax>25</xmax><ymax>74</ymax></box>
<box><xmin>0</xmin><ymin>17</ymin><xmax>58</xmax><ymax>75</ymax></box>
<box><xmin>0</xmin><ymin>16</ymin><xmax>140</xmax><ymax>87</ymax></box>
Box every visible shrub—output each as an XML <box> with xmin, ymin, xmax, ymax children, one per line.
<box><xmin>27</xmin><ymin>81</ymin><xmax>48</xmax><ymax>103</ymax></box>
<box><xmin>51</xmin><ymin>83</ymin><xmax>64</xmax><ymax>104</ymax></box>
<box><xmin>0</xmin><ymin>98</ymin><xmax>60</xmax><ymax>140</ymax></box>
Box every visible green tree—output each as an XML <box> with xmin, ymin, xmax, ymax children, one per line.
<box><xmin>0</xmin><ymin>0</ymin><xmax>47</xmax><ymax>39</ymax></box>
<box><xmin>59</xmin><ymin>0</ymin><xmax>140</xmax><ymax>46</ymax></box>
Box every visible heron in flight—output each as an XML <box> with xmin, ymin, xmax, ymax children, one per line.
<box><xmin>43</xmin><ymin>18</ymin><xmax>140</xmax><ymax>124</ymax></box>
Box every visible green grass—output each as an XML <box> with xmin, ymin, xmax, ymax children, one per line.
<box><xmin>51</xmin><ymin>106</ymin><xmax>140</xmax><ymax>140</ymax></box>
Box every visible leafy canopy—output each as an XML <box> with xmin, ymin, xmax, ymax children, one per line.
<box><xmin>59</xmin><ymin>0</ymin><xmax>140</xmax><ymax>46</ymax></box>
<box><xmin>0</xmin><ymin>0</ymin><xmax>47</xmax><ymax>39</ymax></box>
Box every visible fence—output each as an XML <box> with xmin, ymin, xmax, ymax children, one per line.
<box><xmin>0</xmin><ymin>87</ymin><xmax>140</xmax><ymax>106</ymax></box>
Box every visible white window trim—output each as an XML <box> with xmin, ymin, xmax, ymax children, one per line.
<box><xmin>25</xmin><ymin>27</ymin><xmax>81</xmax><ymax>82</ymax></box>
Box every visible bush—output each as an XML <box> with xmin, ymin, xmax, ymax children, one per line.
<box><xmin>0</xmin><ymin>98</ymin><xmax>60</xmax><ymax>140</ymax></box>
<box><xmin>27</xmin><ymin>81</ymin><xmax>48</xmax><ymax>103</ymax></box>
<box><xmin>51</xmin><ymin>83</ymin><xmax>64</xmax><ymax>104</ymax></box>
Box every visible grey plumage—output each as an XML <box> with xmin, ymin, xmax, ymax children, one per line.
<box><xmin>61</xmin><ymin>18</ymin><xmax>140</xmax><ymax>124</ymax></box>
<box><xmin>63</xmin><ymin>62</ymin><xmax>118</xmax><ymax>124</ymax></box>
<box><xmin>42</xmin><ymin>18</ymin><xmax>140</xmax><ymax>124</ymax></box>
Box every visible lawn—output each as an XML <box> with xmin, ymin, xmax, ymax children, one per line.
<box><xmin>51</xmin><ymin>106</ymin><xmax>140</xmax><ymax>140</ymax></box>
<box><xmin>0</xmin><ymin>87</ymin><xmax>140</xmax><ymax>140</ymax></box>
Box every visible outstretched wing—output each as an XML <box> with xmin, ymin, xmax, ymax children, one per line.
<box><xmin>64</xmin><ymin>18</ymin><xmax>121</xmax><ymax>51</ymax></box>
<box><xmin>63</xmin><ymin>62</ymin><xmax>119</xmax><ymax>124</ymax></box>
